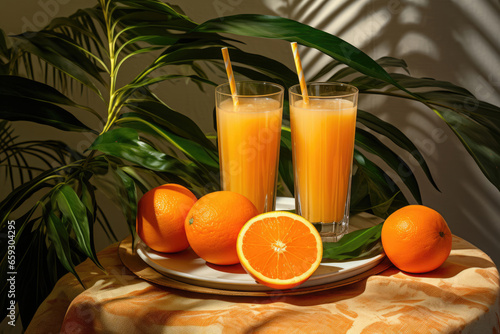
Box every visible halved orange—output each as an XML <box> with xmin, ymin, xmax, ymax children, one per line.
<box><xmin>236</xmin><ymin>211</ymin><xmax>323</xmax><ymax>289</ymax></box>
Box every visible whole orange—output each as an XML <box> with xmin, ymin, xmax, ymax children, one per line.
<box><xmin>185</xmin><ymin>191</ymin><xmax>259</xmax><ymax>265</ymax></box>
<box><xmin>136</xmin><ymin>184</ymin><xmax>197</xmax><ymax>253</ymax></box>
<box><xmin>381</xmin><ymin>205</ymin><xmax>452</xmax><ymax>273</ymax></box>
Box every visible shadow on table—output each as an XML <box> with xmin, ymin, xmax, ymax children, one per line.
<box><xmin>402</xmin><ymin>254</ymin><xmax>497</xmax><ymax>280</ymax></box>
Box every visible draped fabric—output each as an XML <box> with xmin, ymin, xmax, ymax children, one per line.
<box><xmin>27</xmin><ymin>236</ymin><xmax>499</xmax><ymax>334</ymax></box>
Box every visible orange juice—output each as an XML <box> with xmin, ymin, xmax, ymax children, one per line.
<box><xmin>217</xmin><ymin>97</ymin><xmax>282</xmax><ymax>213</ymax></box>
<box><xmin>290</xmin><ymin>98</ymin><xmax>357</xmax><ymax>223</ymax></box>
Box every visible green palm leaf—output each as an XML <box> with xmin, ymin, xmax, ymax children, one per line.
<box><xmin>124</xmin><ymin>97</ymin><xmax>216</xmax><ymax>150</ymax></box>
<box><xmin>117</xmin><ymin>115</ymin><xmax>219</xmax><ymax>170</ymax></box>
<box><xmin>352</xmin><ymin>149</ymin><xmax>409</xmax><ymax>217</ymax></box>
<box><xmin>12</xmin><ymin>33</ymin><xmax>104</xmax><ymax>97</ymax></box>
<box><xmin>433</xmin><ymin>107</ymin><xmax>500</xmax><ymax>190</ymax></box>
<box><xmin>323</xmin><ymin>223</ymin><xmax>383</xmax><ymax>260</ymax></box>
<box><xmin>53</xmin><ymin>185</ymin><xmax>103</xmax><ymax>271</ymax></box>
<box><xmin>196</xmin><ymin>14</ymin><xmax>401</xmax><ymax>89</ymax></box>
<box><xmin>111</xmin><ymin>166</ymin><xmax>138</xmax><ymax>241</ymax></box>
<box><xmin>45</xmin><ymin>211</ymin><xmax>84</xmax><ymax>285</ymax></box>
<box><xmin>0</xmin><ymin>95</ymin><xmax>95</xmax><ymax>133</ymax></box>
<box><xmin>355</xmin><ymin>129</ymin><xmax>421</xmax><ymax>203</ymax></box>
<box><xmin>357</xmin><ymin>109</ymin><xmax>439</xmax><ymax>191</ymax></box>
<box><xmin>88</xmin><ymin>127</ymin><xmax>216</xmax><ymax>190</ymax></box>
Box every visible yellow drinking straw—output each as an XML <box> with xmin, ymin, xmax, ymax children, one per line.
<box><xmin>221</xmin><ymin>47</ymin><xmax>239</xmax><ymax>107</ymax></box>
<box><xmin>290</xmin><ymin>42</ymin><xmax>309</xmax><ymax>105</ymax></box>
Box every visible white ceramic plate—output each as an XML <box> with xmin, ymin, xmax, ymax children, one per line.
<box><xmin>136</xmin><ymin>197</ymin><xmax>385</xmax><ymax>291</ymax></box>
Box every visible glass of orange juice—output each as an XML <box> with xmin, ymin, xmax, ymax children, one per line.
<box><xmin>289</xmin><ymin>82</ymin><xmax>358</xmax><ymax>241</ymax></box>
<box><xmin>216</xmin><ymin>81</ymin><xmax>284</xmax><ymax>213</ymax></box>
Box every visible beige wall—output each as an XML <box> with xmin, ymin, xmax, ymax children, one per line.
<box><xmin>1</xmin><ymin>0</ymin><xmax>499</xmax><ymax>269</ymax></box>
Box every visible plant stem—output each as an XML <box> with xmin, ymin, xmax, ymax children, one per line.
<box><xmin>100</xmin><ymin>0</ymin><xmax>118</xmax><ymax>134</ymax></box>
<box><xmin>0</xmin><ymin>174</ymin><xmax>65</xmax><ymax>223</ymax></box>
<box><xmin>81</xmin><ymin>149</ymin><xmax>97</xmax><ymax>171</ymax></box>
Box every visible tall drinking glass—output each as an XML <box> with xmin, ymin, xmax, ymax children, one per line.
<box><xmin>216</xmin><ymin>81</ymin><xmax>284</xmax><ymax>213</ymax></box>
<box><xmin>289</xmin><ymin>82</ymin><xmax>358</xmax><ymax>241</ymax></box>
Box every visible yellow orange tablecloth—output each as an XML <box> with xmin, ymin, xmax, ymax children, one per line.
<box><xmin>27</xmin><ymin>232</ymin><xmax>500</xmax><ymax>333</ymax></box>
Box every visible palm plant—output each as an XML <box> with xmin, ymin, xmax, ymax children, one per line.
<box><xmin>1</xmin><ymin>0</ymin><xmax>499</xmax><ymax>328</ymax></box>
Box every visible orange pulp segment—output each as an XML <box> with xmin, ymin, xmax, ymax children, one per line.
<box><xmin>236</xmin><ymin>211</ymin><xmax>323</xmax><ymax>289</ymax></box>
